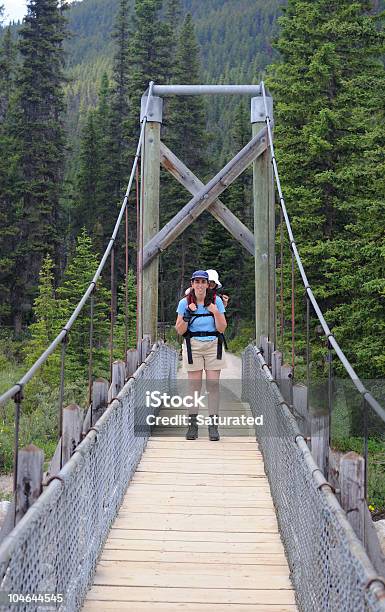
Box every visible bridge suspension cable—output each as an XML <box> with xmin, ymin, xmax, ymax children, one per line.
<box><xmin>260</xmin><ymin>81</ymin><xmax>385</xmax><ymax>425</ymax></box>
<box><xmin>0</xmin><ymin>82</ymin><xmax>156</xmax><ymax>408</ymax></box>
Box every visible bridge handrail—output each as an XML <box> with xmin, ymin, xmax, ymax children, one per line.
<box><xmin>0</xmin><ymin>82</ymin><xmax>156</xmax><ymax>408</ymax></box>
<box><xmin>261</xmin><ymin>82</ymin><xmax>385</xmax><ymax>425</ymax></box>
<box><xmin>242</xmin><ymin>345</ymin><xmax>385</xmax><ymax>611</ymax></box>
<box><xmin>0</xmin><ymin>342</ymin><xmax>178</xmax><ymax>610</ymax></box>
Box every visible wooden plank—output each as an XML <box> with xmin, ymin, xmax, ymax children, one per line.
<box><xmin>85</xmin><ymin>586</ymin><xmax>296</xmax><ymax>606</ymax></box>
<box><xmin>112</xmin><ymin>513</ymin><xmax>278</xmax><ymax>533</ymax></box>
<box><xmin>107</xmin><ymin>529</ymin><xmax>282</xmax><ymax>543</ymax></box>
<box><xmin>100</xmin><ymin>549</ymin><xmax>288</xmax><ymax>565</ymax></box>
<box><xmin>136</xmin><ymin>464</ymin><xmax>265</xmax><ymax>475</ymax></box>
<box><xmin>148</xmin><ymin>437</ymin><xmax>258</xmax><ymax>443</ymax></box>
<box><xmin>131</xmin><ymin>473</ymin><xmax>267</xmax><ymax>486</ymax></box>
<box><xmin>92</xmin><ymin>560</ymin><xmax>292</xmax><ymax>589</ymax></box>
<box><xmin>142</xmin><ymin>450</ymin><xmax>262</xmax><ymax>458</ymax></box>
<box><xmin>119</xmin><ymin>505</ymin><xmax>274</xmax><ymax>516</ymax></box>
<box><xmin>103</xmin><ymin>540</ymin><xmax>284</xmax><ymax>562</ymax></box>
<box><xmin>83</xmin><ymin>600</ymin><xmax>297</xmax><ymax>611</ymax></box>
<box><xmin>103</xmin><ymin>537</ymin><xmax>285</xmax><ymax>554</ymax></box>
<box><xmin>121</xmin><ymin>497</ymin><xmax>274</xmax><ymax>508</ymax></box>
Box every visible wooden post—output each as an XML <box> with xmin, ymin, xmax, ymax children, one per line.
<box><xmin>91</xmin><ymin>378</ymin><xmax>109</xmax><ymax>426</ymax></box>
<box><xmin>62</xmin><ymin>404</ymin><xmax>82</xmax><ymax>466</ymax></box>
<box><xmin>293</xmin><ymin>384</ymin><xmax>310</xmax><ymax>439</ymax></box>
<box><xmin>280</xmin><ymin>364</ymin><xmax>293</xmax><ymax>406</ymax></box>
<box><xmin>126</xmin><ymin>348</ymin><xmax>139</xmax><ymax>377</ymax></box>
<box><xmin>15</xmin><ymin>444</ymin><xmax>44</xmax><ymax>524</ymax></box>
<box><xmin>328</xmin><ymin>449</ymin><xmax>343</xmax><ymax>502</ymax></box>
<box><xmin>108</xmin><ymin>360</ymin><xmax>126</xmax><ymax>401</ymax></box>
<box><xmin>141</xmin><ymin>100</ymin><xmax>162</xmax><ymax>344</ymax></box>
<box><xmin>252</xmin><ymin>96</ymin><xmax>274</xmax><ymax>343</ymax></box>
<box><xmin>311</xmin><ymin>414</ymin><xmax>329</xmax><ymax>478</ymax></box>
<box><xmin>272</xmin><ymin>350</ymin><xmax>282</xmax><ymax>382</ymax></box>
<box><xmin>340</xmin><ymin>451</ymin><xmax>366</xmax><ymax>543</ymax></box>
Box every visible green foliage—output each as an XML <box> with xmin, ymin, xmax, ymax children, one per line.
<box><xmin>23</xmin><ymin>256</ymin><xmax>61</xmax><ymax>404</ymax></box>
<box><xmin>114</xmin><ymin>268</ymin><xmax>137</xmax><ymax>358</ymax></box>
<box><xmin>8</xmin><ymin>0</ymin><xmax>69</xmax><ymax>329</ymax></box>
<box><xmin>56</xmin><ymin>228</ymin><xmax>111</xmax><ymax>381</ymax></box>
<box><xmin>268</xmin><ymin>0</ymin><xmax>385</xmax><ymax>380</ymax></box>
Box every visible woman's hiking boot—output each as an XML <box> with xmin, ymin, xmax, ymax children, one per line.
<box><xmin>208</xmin><ymin>415</ymin><xmax>220</xmax><ymax>441</ymax></box>
<box><xmin>186</xmin><ymin>414</ymin><xmax>198</xmax><ymax>440</ymax></box>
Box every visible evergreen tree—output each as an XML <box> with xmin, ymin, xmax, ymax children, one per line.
<box><xmin>160</xmin><ymin>13</ymin><xmax>209</xmax><ymax>320</ymax></box>
<box><xmin>126</xmin><ymin>0</ymin><xmax>173</xmax><ymax>145</ymax></box>
<box><xmin>0</xmin><ymin>23</ymin><xmax>20</xmax><ymax>322</ymax></box>
<box><xmin>114</xmin><ymin>268</ymin><xmax>137</xmax><ymax>359</ymax></box>
<box><xmin>10</xmin><ymin>0</ymin><xmax>68</xmax><ymax>333</ymax></box>
<box><xmin>267</xmin><ymin>0</ymin><xmax>385</xmax><ymax>377</ymax></box>
<box><xmin>107</xmin><ymin>0</ymin><xmax>132</xmax><ymax>202</ymax></box>
<box><xmin>56</xmin><ymin>228</ymin><xmax>111</xmax><ymax>381</ymax></box>
<box><xmin>0</xmin><ymin>26</ymin><xmax>14</xmax><ymax>122</ymax></box>
<box><xmin>24</xmin><ymin>255</ymin><xmax>60</xmax><ymax>393</ymax></box>
<box><xmin>74</xmin><ymin>73</ymin><xmax>112</xmax><ymax>252</ymax></box>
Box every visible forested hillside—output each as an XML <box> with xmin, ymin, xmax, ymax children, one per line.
<box><xmin>63</xmin><ymin>0</ymin><xmax>283</xmax><ymax>151</ymax></box>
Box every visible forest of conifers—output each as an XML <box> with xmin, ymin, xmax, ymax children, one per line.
<box><xmin>0</xmin><ymin>0</ymin><xmax>384</xmax><ymax>403</ymax></box>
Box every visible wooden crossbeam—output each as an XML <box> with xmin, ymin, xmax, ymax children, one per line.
<box><xmin>160</xmin><ymin>143</ymin><xmax>255</xmax><ymax>255</ymax></box>
<box><xmin>143</xmin><ymin>126</ymin><xmax>267</xmax><ymax>267</ymax></box>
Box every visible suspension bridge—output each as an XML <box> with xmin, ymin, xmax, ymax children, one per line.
<box><xmin>0</xmin><ymin>83</ymin><xmax>385</xmax><ymax>611</ymax></box>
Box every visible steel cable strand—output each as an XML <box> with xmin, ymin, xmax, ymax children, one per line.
<box><xmin>0</xmin><ymin>82</ymin><xmax>155</xmax><ymax>407</ymax></box>
<box><xmin>260</xmin><ymin>81</ymin><xmax>385</xmax><ymax>424</ymax></box>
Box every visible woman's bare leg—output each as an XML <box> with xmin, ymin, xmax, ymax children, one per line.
<box><xmin>187</xmin><ymin>370</ymin><xmax>203</xmax><ymax>415</ymax></box>
<box><xmin>206</xmin><ymin>369</ymin><xmax>221</xmax><ymax>416</ymax></box>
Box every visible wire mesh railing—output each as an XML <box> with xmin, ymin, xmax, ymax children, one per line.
<box><xmin>0</xmin><ymin>342</ymin><xmax>177</xmax><ymax>612</ymax></box>
<box><xmin>242</xmin><ymin>344</ymin><xmax>385</xmax><ymax>612</ymax></box>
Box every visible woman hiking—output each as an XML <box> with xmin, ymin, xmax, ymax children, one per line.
<box><xmin>175</xmin><ymin>270</ymin><xmax>227</xmax><ymax>441</ymax></box>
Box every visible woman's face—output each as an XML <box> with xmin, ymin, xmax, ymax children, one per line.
<box><xmin>209</xmin><ymin>281</ymin><xmax>217</xmax><ymax>289</ymax></box>
<box><xmin>192</xmin><ymin>278</ymin><xmax>208</xmax><ymax>299</ymax></box>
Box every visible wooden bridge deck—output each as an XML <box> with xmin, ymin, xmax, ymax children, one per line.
<box><xmin>82</xmin><ymin>356</ymin><xmax>297</xmax><ymax>611</ymax></box>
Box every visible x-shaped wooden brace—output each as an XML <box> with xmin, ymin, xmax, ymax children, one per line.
<box><xmin>142</xmin><ymin>125</ymin><xmax>268</xmax><ymax>268</ymax></box>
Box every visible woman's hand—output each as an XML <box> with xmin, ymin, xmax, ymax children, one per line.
<box><xmin>175</xmin><ymin>314</ymin><xmax>188</xmax><ymax>335</ymax></box>
<box><xmin>188</xmin><ymin>303</ymin><xmax>197</xmax><ymax>312</ymax></box>
<box><xmin>206</xmin><ymin>302</ymin><xmax>218</xmax><ymax>314</ymax></box>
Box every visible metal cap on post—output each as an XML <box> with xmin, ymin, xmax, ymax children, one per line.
<box><xmin>251</xmin><ymin>96</ymin><xmax>274</xmax><ymax>125</ymax></box>
<box><xmin>140</xmin><ymin>94</ymin><xmax>163</xmax><ymax>124</ymax></box>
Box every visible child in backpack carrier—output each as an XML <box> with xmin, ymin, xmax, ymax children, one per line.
<box><xmin>184</xmin><ymin>269</ymin><xmax>229</xmax><ymax>312</ymax></box>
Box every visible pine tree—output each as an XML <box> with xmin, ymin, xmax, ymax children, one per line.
<box><xmin>56</xmin><ymin>228</ymin><xmax>111</xmax><ymax>382</ymax></box>
<box><xmin>108</xmin><ymin>0</ymin><xmax>132</xmax><ymax>202</ymax></box>
<box><xmin>24</xmin><ymin>255</ymin><xmax>60</xmax><ymax>394</ymax></box>
<box><xmin>10</xmin><ymin>0</ymin><xmax>68</xmax><ymax>333</ymax></box>
<box><xmin>114</xmin><ymin>268</ymin><xmax>137</xmax><ymax>359</ymax></box>
<box><xmin>267</xmin><ymin>0</ymin><xmax>385</xmax><ymax>377</ymax></box>
<box><xmin>126</xmin><ymin>0</ymin><xmax>173</xmax><ymax>145</ymax></box>
<box><xmin>74</xmin><ymin>73</ymin><xmax>113</xmax><ymax>253</ymax></box>
<box><xmin>0</xmin><ymin>24</ymin><xmax>20</xmax><ymax>322</ymax></box>
<box><xmin>160</xmin><ymin>13</ymin><xmax>209</xmax><ymax>321</ymax></box>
